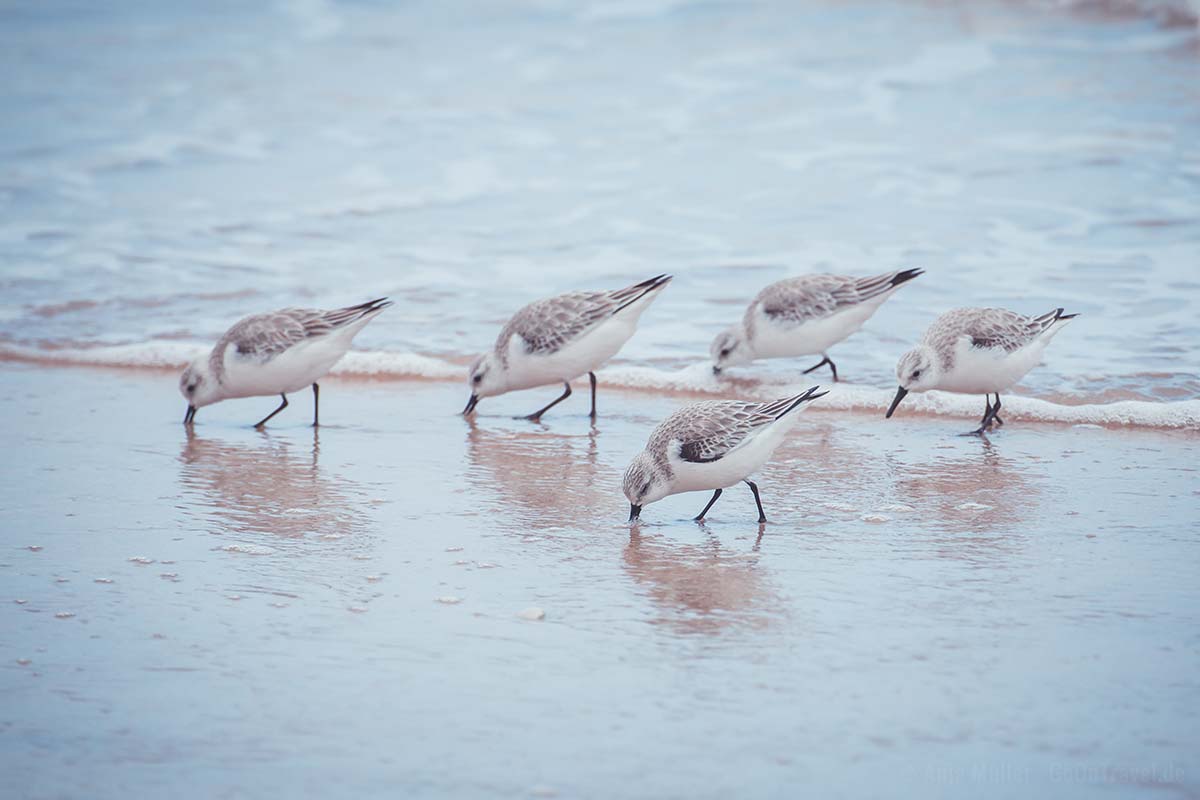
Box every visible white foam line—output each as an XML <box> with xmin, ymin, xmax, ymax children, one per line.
<box><xmin>3</xmin><ymin>343</ymin><xmax>1196</xmax><ymax>429</ymax></box>
<box><xmin>0</xmin><ymin>342</ymin><xmax>461</xmax><ymax>380</ymax></box>
<box><xmin>332</xmin><ymin>351</ymin><xmax>461</xmax><ymax>379</ymax></box>
<box><xmin>596</xmin><ymin>363</ymin><xmax>1200</xmax><ymax>430</ymax></box>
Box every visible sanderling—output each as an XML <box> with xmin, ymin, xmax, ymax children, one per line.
<box><xmin>180</xmin><ymin>298</ymin><xmax>392</xmax><ymax>427</ymax></box>
<box><xmin>886</xmin><ymin>306</ymin><xmax>1078</xmax><ymax>435</ymax></box>
<box><xmin>624</xmin><ymin>386</ymin><xmax>828</xmax><ymax>523</ymax></box>
<box><xmin>711</xmin><ymin>268</ymin><xmax>923</xmax><ymax>380</ymax></box>
<box><xmin>464</xmin><ymin>274</ymin><xmax>672</xmax><ymax>421</ymax></box>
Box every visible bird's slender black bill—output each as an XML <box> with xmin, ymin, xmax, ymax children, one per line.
<box><xmin>183</xmin><ymin>405</ymin><xmax>197</xmax><ymax>425</ymax></box>
<box><xmin>628</xmin><ymin>504</ymin><xmax>642</xmax><ymax>523</ymax></box>
<box><xmin>885</xmin><ymin>386</ymin><xmax>908</xmax><ymax>419</ymax></box>
<box><xmin>462</xmin><ymin>394</ymin><xmax>480</xmax><ymax>415</ymax></box>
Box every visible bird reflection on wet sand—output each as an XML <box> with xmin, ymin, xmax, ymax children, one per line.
<box><xmin>178</xmin><ymin>427</ymin><xmax>366</xmax><ymax>541</ymax></box>
<box><xmin>893</xmin><ymin>438</ymin><xmax>1040</xmax><ymax>563</ymax></box>
<box><xmin>623</xmin><ymin>528</ymin><xmax>779</xmax><ymax>636</ymax></box>
<box><xmin>464</xmin><ymin>419</ymin><xmax>610</xmax><ymax>529</ymax></box>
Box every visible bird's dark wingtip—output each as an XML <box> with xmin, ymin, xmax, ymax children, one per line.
<box><xmin>891</xmin><ymin>267</ymin><xmax>925</xmax><ymax>287</ymax></box>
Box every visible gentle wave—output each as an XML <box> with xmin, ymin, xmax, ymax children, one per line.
<box><xmin>3</xmin><ymin>343</ymin><xmax>1196</xmax><ymax>430</ymax></box>
<box><xmin>1036</xmin><ymin>0</ymin><xmax>1200</xmax><ymax>28</ymax></box>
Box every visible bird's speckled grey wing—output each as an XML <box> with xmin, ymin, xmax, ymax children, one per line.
<box><xmin>210</xmin><ymin>299</ymin><xmax>391</xmax><ymax>378</ymax></box>
<box><xmin>746</xmin><ymin>271</ymin><xmax>916</xmax><ymax>335</ymax></box>
<box><xmin>222</xmin><ymin>309</ymin><xmax>320</xmax><ymax>363</ymax></box>
<box><xmin>650</xmin><ymin>395</ymin><xmax>811</xmax><ymax>465</ymax></box>
<box><xmin>494</xmin><ymin>275</ymin><xmax>670</xmax><ymax>362</ymax></box>
<box><xmin>925</xmin><ymin>307</ymin><xmax>1061</xmax><ymax>357</ymax></box>
<box><xmin>496</xmin><ymin>291</ymin><xmax>615</xmax><ymax>358</ymax></box>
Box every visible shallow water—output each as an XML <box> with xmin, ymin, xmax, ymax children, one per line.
<box><xmin>2</xmin><ymin>0</ymin><xmax>1199</xmax><ymax>416</ymax></box>
<box><xmin>3</xmin><ymin>2</ymin><xmax>1200</xmax><ymax>797</ymax></box>
<box><xmin>2</xmin><ymin>366</ymin><xmax>1198</xmax><ymax>798</ymax></box>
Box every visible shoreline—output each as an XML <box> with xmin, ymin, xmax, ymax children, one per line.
<box><xmin>2</xmin><ymin>349</ymin><xmax>1197</xmax><ymax>433</ymax></box>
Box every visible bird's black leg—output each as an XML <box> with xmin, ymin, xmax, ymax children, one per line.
<box><xmin>522</xmin><ymin>382</ymin><xmax>572</xmax><ymax>422</ymax></box>
<box><xmin>694</xmin><ymin>488</ymin><xmax>723</xmax><ymax>521</ymax></box>
<box><xmin>588</xmin><ymin>371</ymin><xmax>598</xmax><ymax>420</ymax></box>
<box><xmin>802</xmin><ymin>355</ymin><xmax>838</xmax><ymax>382</ymax></box>
<box><xmin>991</xmin><ymin>393</ymin><xmax>1003</xmax><ymax>427</ymax></box>
<box><xmin>965</xmin><ymin>395</ymin><xmax>998</xmax><ymax>436</ymax></box>
<box><xmin>312</xmin><ymin>382</ymin><xmax>320</xmax><ymax>427</ymax></box>
<box><xmin>744</xmin><ymin>479</ymin><xmax>768</xmax><ymax>523</ymax></box>
<box><xmin>254</xmin><ymin>394</ymin><xmax>289</xmax><ymax>428</ymax></box>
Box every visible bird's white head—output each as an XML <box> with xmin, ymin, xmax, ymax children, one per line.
<box><xmin>462</xmin><ymin>353</ymin><xmax>506</xmax><ymax>414</ymax></box>
<box><xmin>710</xmin><ymin>326</ymin><xmax>752</xmax><ymax>373</ymax></box>
<box><xmin>886</xmin><ymin>345</ymin><xmax>939</xmax><ymax>420</ymax></box>
<box><xmin>623</xmin><ymin>452</ymin><xmax>671</xmax><ymax>521</ymax></box>
<box><xmin>895</xmin><ymin>345</ymin><xmax>939</xmax><ymax>393</ymax></box>
<box><xmin>179</xmin><ymin>357</ymin><xmax>221</xmax><ymax>410</ymax></box>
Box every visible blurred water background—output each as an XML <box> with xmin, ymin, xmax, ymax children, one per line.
<box><xmin>1</xmin><ymin>0</ymin><xmax>1199</xmax><ymax>416</ymax></box>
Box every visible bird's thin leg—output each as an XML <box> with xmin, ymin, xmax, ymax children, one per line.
<box><xmin>522</xmin><ymin>382</ymin><xmax>572</xmax><ymax>422</ymax></box>
<box><xmin>965</xmin><ymin>395</ymin><xmax>998</xmax><ymax>436</ymax></box>
<box><xmin>312</xmin><ymin>382</ymin><xmax>320</xmax><ymax>427</ymax></box>
<box><xmin>744</xmin><ymin>479</ymin><xmax>768</xmax><ymax>524</ymax></box>
<box><xmin>694</xmin><ymin>488</ymin><xmax>723</xmax><ymax>521</ymax></box>
<box><xmin>991</xmin><ymin>393</ymin><xmax>1004</xmax><ymax>427</ymax></box>
<box><xmin>254</xmin><ymin>394</ymin><xmax>289</xmax><ymax>428</ymax></box>
<box><xmin>588</xmin><ymin>371</ymin><xmax>598</xmax><ymax>420</ymax></box>
<box><xmin>802</xmin><ymin>355</ymin><xmax>838</xmax><ymax>382</ymax></box>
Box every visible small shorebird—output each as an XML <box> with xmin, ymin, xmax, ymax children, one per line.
<box><xmin>180</xmin><ymin>298</ymin><xmax>392</xmax><ymax>427</ymax></box>
<box><xmin>463</xmin><ymin>274</ymin><xmax>672</xmax><ymax>421</ymax></box>
<box><xmin>886</xmin><ymin>306</ymin><xmax>1077</xmax><ymax>435</ymax></box>
<box><xmin>624</xmin><ymin>386</ymin><xmax>828</xmax><ymax>523</ymax></box>
<box><xmin>710</xmin><ymin>269</ymin><xmax>923</xmax><ymax>380</ymax></box>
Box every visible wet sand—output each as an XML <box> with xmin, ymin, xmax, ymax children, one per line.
<box><xmin>2</xmin><ymin>364</ymin><xmax>1198</xmax><ymax>798</ymax></box>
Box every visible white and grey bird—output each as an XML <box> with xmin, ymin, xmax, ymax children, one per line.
<box><xmin>464</xmin><ymin>274</ymin><xmax>672</xmax><ymax>421</ymax></box>
<box><xmin>179</xmin><ymin>298</ymin><xmax>392</xmax><ymax>427</ymax></box>
<box><xmin>886</xmin><ymin>306</ymin><xmax>1078</xmax><ymax>435</ymax></box>
<box><xmin>623</xmin><ymin>386</ymin><xmax>828</xmax><ymax>524</ymax></box>
<box><xmin>711</xmin><ymin>269</ymin><xmax>924</xmax><ymax>380</ymax></box>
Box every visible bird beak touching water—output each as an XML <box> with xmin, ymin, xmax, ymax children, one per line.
<box><xmin>183</xmin><ymin>405</ymin><xmax>196</xmax><ymax>425</ymax></box>
<box><xmin>712</xmin><ymin>365</ymin><xmax>721</xmax><ymax>376</ymax></box>
<box><xmin>628</xmin><ymin>504</ymin><xmax>642</xmax><ymax>523</ymax></box>
<box><xmin>462</xmin><ymin>394</ymin><xmax>480</xmax><ymax>415</ymax></box>
<box><xmin>885</xmin><ymin>386</ymin><xmax>908</xmax><ymax>419</ymax></box>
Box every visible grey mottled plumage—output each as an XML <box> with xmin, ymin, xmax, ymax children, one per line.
<box><xmin>208</xmin><ymin>299</ymin><xmax>391</xmax><ymax>381</ymax></box>
<box><xmin>644</xmin><ymin>391</ymin><xmax>824</xmax><ymax>479</ymax></box>
<box><xmin>493</xmin><ymin>275</ymin><xmax>670</xmax><ymax>366</ymax></box>
<box><xmin>745</xmin><ymin>270</ymin><xmax>921</xmax><ymax>338</ymax></box>
<box><xmin>922</xmin><ymin>307</ymin><xmax>1074</xmax><ymax>369</ymax></box>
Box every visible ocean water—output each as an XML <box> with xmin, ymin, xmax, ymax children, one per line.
<box><xmin>2</xmin><ymin>0</ymin><xmax>1199</xmax><ymax>427</ymax></box>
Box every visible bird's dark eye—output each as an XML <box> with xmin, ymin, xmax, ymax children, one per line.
<box><xmin>720</xmin><ymin>348</ymin><xmax>731</xmax><ymax>357</ymax></box>
<box><xmin>187</xmin><ymin>385</ymin><xmax>195</xmax><ymax>394</ymax></box>
<box><xmin>473</xmin><ymin>374</ymin><xmax>482</xmax><ymax>384</ymax></box>
<box><xmin>913</xmin><ymin>370</ymin><xmax>921</xmax><ymax>379</ymax></box>
<box><xmin>640</xmin><ymin>481</ymin><xmax>651</xmax><ymax>496</ymax></box>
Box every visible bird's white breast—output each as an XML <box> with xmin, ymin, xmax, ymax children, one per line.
<box><xmin>939</xmin><ymin>336</ymin><xmax>1047</xmax><ymax>394</ymax></box>
<box><xmin>666</xmin><ymin>414</ymin><xmax>799</xmax><ymax>496</ymax></box>
<box><xmin>750</xmin><ymin>295</ymin><xmax>888</xmax><ymax>359</ymax></box>
<box><xmin>503</xmin><ymin>294</ymin><xmax>657</xmax><ymax>391</ymax></box>
<box><xmin>221</xmin><ymin>325</ymin><xmax>362</xmax><ymax>399</ymax></box>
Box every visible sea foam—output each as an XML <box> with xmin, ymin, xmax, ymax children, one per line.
<box><xmin>2</xmin><ymin>342</ymin><xmax>1196</xmax><ymax>430</ymax></box>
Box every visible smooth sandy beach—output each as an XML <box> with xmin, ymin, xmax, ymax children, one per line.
<box><xmin>2</xmin><ymin>363</ymin><xmax>1197</xmax><ymax>798</ymax></box>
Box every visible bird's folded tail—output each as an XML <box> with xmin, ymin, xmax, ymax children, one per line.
<box><xmin>759</xmin><ymin>385</ymin><xmax>829</xmax><ymax>420</ymax></box>
<box><xmin>853</xmin><ymin>268</ymin><xmax>925</xmax><ymax>301</ymax></box>
<box><xmin>323</xmin><ymin>297</ymin><xmax>394</xmax><ymax>327</ymax></box>
<box><xmin>611</xmin><ymin>274</ymin><xmax>673</xmax><ymax>314</ymax></box>
<box><xmin>1032</xmin><ymin>307</ymin><xmax>1079</xmax><ymax>334</ymax></box>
